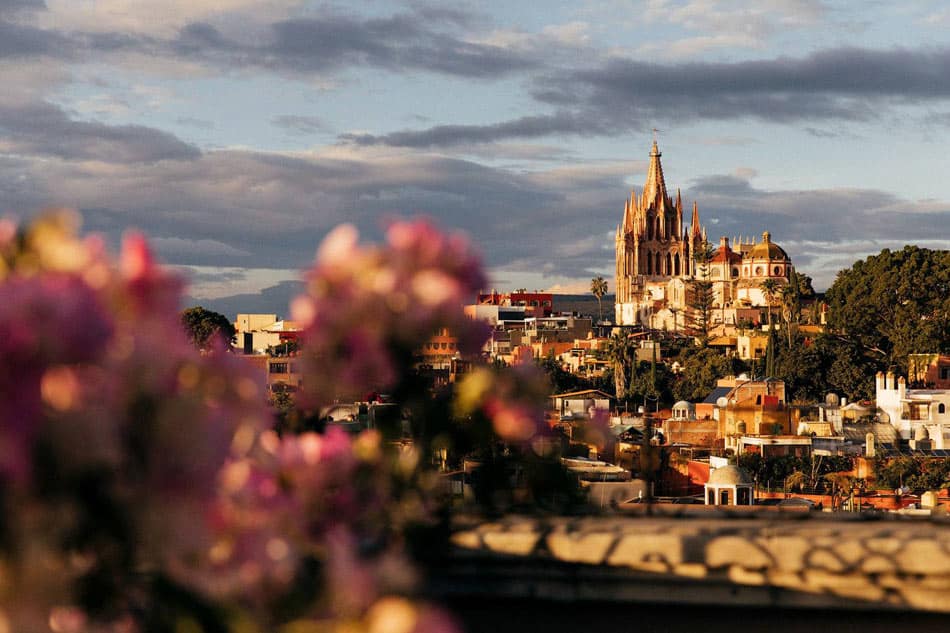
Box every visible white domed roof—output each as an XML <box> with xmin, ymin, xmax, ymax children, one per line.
<box><xmin>673</xmin><ymin>400</ymin><xmax>694</xmax><ymax>410</ymax></box>
<box><xmin>708</xmin><ymin>465</ymin><xmax>753</xmax><ymax>486</ymax></box>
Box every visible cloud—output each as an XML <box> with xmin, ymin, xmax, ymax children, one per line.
<box><xmin>159</xmin><ymin>8</ymin><xmax>539</xmax><ymax>80</ymax></box>
<box><xmin>40</xmin><ymin>0</ymin><xmax>305</xmax><ymax>36</ymax></box>
<box><xmin>0</xmin><ymin>100</ymin><xmax>200</xmax><ymax>162</ymax></box>
<box><xmin>0</xmin><ymin>0</ymin><xmax>47</xmax><ymax>15</ymax></box>
<box><xmin>339</xmin><ymin>111</ymin><xmax>614</xmax><ymax>148</ymax></box>
<box><xmin>683</xmin><ymin>171</ymin><xmax>950</xmax><ymax>289</ymax></box>
<box><xmin>150</xmin><ymin>236</ymin><xmax>252</xmax><ymax>259</ymax></box>
<box><xmin>0</xmin><ymin>17</ymin><xmax>74</xmax><ymax>58</ymax></box>
<box><xmin>9</xmin><ymin>135</ymin><xmax>948</xmax><ymax>298</ymax></box>
<box><xmin>272</xmin><ymin>114</ymin><xmax>327</xmax><ymax>135</ymax></box>
<box><xmin>348</xmin><ymin>44</ymin><xmax>950</xmax><ymax>148</ymax></box>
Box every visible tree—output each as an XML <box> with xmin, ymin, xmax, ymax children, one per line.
<box><xmin>180</xmin><ymin>306</ymin><xmax>236</xmax><ymax>350</ymax></box>
<box><xmin>772</xmin><ymin>333</ymin><xmax>828</xmax><ymax>403</ymax></box>
<box><xmin>759</xmin><ymin>278</ymin><xmax>780</xmax><ymax>330</ymax></box>
<box><xmin>590</xmin><ymin>276</ymin><xmax>608</xmax><ymax>323</ymax></box>
<box><xmin>825</xmin><ymin>246</ymin><xmax>950</xmax><ymax>373</ymax></box>
<box><xmin>824</xmin><ymin>472</ymin><xmax>853</xmax><ymax>510</ymax></box>
<box><xmin>671</xmin><ymin>346</ymin><xmax>734</xmax><ymax>402</ymax></box>
<box><xmin>785</xmin><ymin>470</ymin><xmax>806</xmax><ymax>496</ymax></box>
<box><xmin>780</xmin><ymin>272</ymin><xmax>803</xmax><ymax>348</ymax></box>
<box><xmin>538</xmin><ymin>350</ymin><xmax>590</xmax><ymax>394</ymax></box>
<box><xmin>606</xmin><ymin>332</ymin><xmax>636</xmax><ymax>401</ymax></box>
<box><xmin>688</xmin><ymin>241</ymin><xmax>715</xmax><ymax>345</ymax></box>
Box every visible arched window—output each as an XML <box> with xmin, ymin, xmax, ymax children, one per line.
<box><xmin>773</xmin><ymin>266</ymin><xmax>782</xmax><ymax>276</ymax></box>
<box><xmin>655</xmin><ymin>252</ymin><xmax>662</xmax><ymax>275</ymax></box>
<box><xmin>647</xmin><ymin>217</ymin><xmax>653</xmax><ymax>240</ymax></box>
<box><xmin>755</xmin><ymin>266</ymin><xmax>763</xmax><ymax>275</ymax></box>
<box><xmin>732</xmin><ymin>267</ymin><xmax>740</xmax><ymax>277</ymax></box>
<box><xmin>666</xmin><ymin>253</ymin><xmax>672</xmax><ymax>276</ymax></box>
<box><xmin>674</xmin><ymin>254</ymin><xmax>681</xmax><ymax>276</ymax></box>
<box><xmin>646</xmin><ymin>251</ymin><xmax>653</xmax><ymax>275</ymax></box>
<box><xmin>940</xmin><ymin>403</ymin><xmax>947</xmax><ymax>415</ymax></box>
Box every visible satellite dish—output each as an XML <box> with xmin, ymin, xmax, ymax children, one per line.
<box><xmin>825</xmin><ymin>393</ymin><xmax>839</xmax><ymax>406</ymax></box>
<box><xmin>716</xmin><ymin>397</ymin><xmax>728</xmax><ymax>408</ymax></box>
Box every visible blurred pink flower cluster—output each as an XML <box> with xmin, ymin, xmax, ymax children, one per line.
<box><xmin>455</xmin><ymin>362</ymin><xmax>552</xmax><ymax>444</ymax></box>
<box><xmin>291</xmin><ymin>220</ymin><xmax>489</xmax><ymax>407</ymax></box>
<box><xmin>205</xmin><ymin>429</ymin><xmax>411</xmax><ymax>609</ymax></box>
<box><xmin>0</xmin><ymin>212</ymin><xmax>461</xmax><ymax>632</ymax></box>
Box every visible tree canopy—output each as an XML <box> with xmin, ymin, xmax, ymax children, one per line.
<box><xmin>180</xmin><ymin>306</ymin><xmax>236</xmax><ymax>350</ymax></box>
<box><xmin>825</xmin><ymin>246</ymin><xmax>950</xmax><ymax>372</ymax></box>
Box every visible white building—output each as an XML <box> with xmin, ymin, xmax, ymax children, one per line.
<box><xmin>875</xmin><ymin>371</ymin><xmax>950</xmax><ymax>447</ymax></box>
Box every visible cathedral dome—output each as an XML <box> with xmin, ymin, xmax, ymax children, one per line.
<box><xmin>748</xmin><ymin>231</ymin><xmax>788</xmax><ymax>260</ymax></box>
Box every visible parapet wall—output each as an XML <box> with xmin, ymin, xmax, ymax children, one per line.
<box><xmin>439</xmin><ymin>513</ymin><xmax>950</xmax><ymax>613</ymax></box>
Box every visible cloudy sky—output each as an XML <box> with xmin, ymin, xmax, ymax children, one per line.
<box><xmin>3</xmin><ymin>0</ymin><xmax>950</xmax><ymax>312</ymax></box>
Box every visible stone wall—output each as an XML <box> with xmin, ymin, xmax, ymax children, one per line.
<box><xmin>439</xmin><ymin>513</ymin><xmax>950</xmax><ymax>613</ymax></box>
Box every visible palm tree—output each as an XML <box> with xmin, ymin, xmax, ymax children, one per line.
<box><xmin>785</xmin><ymin>470</ymin><xmax>806</xmax><ymax>497</ymax></box>
<box><xmin>590</xmin><ymin>276</ymin><xmax>608</xmax><ymax>323</ymax></box>
<box><xmin>824</xmin><ymin>472</ymin><xmax>853</xmax><ymax>511</ymax></box>
<box><xmin>780</xmin><ymin>274</ymin><xmax>802</xmax><ymax>348</ymax></box>
<box><xmin>759</xmin><ymin>278</ymin><xmax>779</xmax><ymax>330</ymax></box>
<box><xmin>606</xmin><ymin>332</ymin><xmax>635</xmax><ymax>400</ymax></box>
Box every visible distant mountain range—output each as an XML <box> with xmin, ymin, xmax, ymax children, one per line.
<box><xmin>552</xmin><ymin>294</ymin><xmax>615</xmax><ymax>319</ymax></box>
<box><xmin>182</xmin><ymin>280</ymin><xmax>305</xmax><ymax>320</ymax></box>
<box><xmin>184</xmin><ymin>286</ymin><xmax>615</xmax><ymax>322</ymax></box>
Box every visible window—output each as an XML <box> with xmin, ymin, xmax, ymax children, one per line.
<box><xmin>732</xmin><ymin>267</ymin><xmax>739</xmax><ymax>277</ymax></box>
<box><xmin>270</xmin><ymin>362</ymin><xmax>288</xmax><ymax>374</ymax></box>
<box><xmin>711</xmin><ymin>268</ymin><xmax>721</xmax><ymax>278</ymax></box>
<box><xmin>773</xmin><ymin>266</ymin><xmax>782</xmax><ymax>275</ymax></box>
<box><xmin>940</xmin><ymin>403</ymin><xmax>947</xmax><ymax>415</ymax></box>
<box><xmin>755</xmin><ymin>266</ymin><xmax>763</xmax><ymax>275</ymax></box>
<box><xmin>940</xmin><ymin>367</ymin><xmax>950</xmax><ymax>380</ymax></box>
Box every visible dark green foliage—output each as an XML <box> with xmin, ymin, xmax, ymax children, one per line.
<box><xmin>605</xmin><ymin>332</ymin><xmax>637</xmax><ymax>400</ymax></box>
<box><xmin>671</xmin><ymin>345</ymin><xmax>735</xmax><ymax>402</ymax></box>
<box><xmin>688</xmin><ymin>242</ymin><xmax>715</xmax><ymax>344</ymax></box>
<box><xmin>537</xmin><ymin>352</ymin><xmax>591</xmax><ymax>394</ymax></box>
<box><xmin>771</xmin><ymin>334</ymin><xmax>830</xmax><ymax>403</ymax></box>
<box><xmin>825</xmin><ymin>246</ymin><xmax>950</xmax><ymax>372</ymax></box>
<box><xmin>738</xmin><ymin>453</ymin><xmax>854</xmax><ymax>491</ymax></box>
<box><xmin>872</xmin><ymin>456</ymin><xmax>950</xmax><ymax>492</ymax></box>
<box><xmin>628</xmin><ymin>360</ymin><xmax>674</xmax><ymax>409</ymax></box>
<box><xmin>179</xmin><ymin>306</ymin><xmax>236</xmax><ymax>350</ymax></box>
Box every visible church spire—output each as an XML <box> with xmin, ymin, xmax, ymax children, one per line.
<box><xmin>640</xmin><ymin>140</ymin><xmax>668</xmax><ymax>210</ymax></box>
<box><xmin>690</xmin><ymin>201</ymin><xmax>701</xmax><ymax>239</ymax></box>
